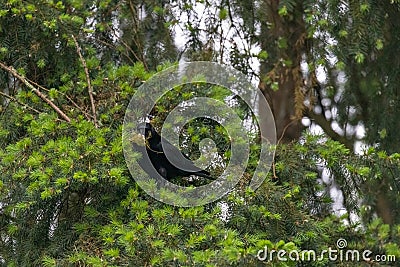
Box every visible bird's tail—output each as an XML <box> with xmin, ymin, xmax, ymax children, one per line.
<box><xmin>193</xmin><ymin>170</ymin><xmax>213</xmax><ymax>180</ymax></box>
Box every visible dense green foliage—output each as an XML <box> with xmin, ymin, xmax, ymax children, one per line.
<box><xmin>0</xmin><ymin>0</ymin><xmax>399</xmax><ymax>266</ymax></box>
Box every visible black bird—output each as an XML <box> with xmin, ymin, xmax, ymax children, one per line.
<box><xmin>136</xmin><ymin>122</ymin><xmax>211</xmax><ymax>181</ymax></box>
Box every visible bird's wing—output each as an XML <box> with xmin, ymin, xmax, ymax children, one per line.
<box><xmin>159</xmin><ymin>137</ymin><xmax>206</xmax><ymax>173</ymax></box>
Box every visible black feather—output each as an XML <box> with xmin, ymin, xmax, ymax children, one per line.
<box><xmin>136</xmin><ymin>122</ymin><xmax>212</xmax><ymax>181</ymax></box>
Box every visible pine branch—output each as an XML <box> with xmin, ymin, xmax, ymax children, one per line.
<box><xmin>0</xmin><ymin>62</ymin><xmax>71</xmax><ymax>122</ymax></box>
<box><xmin>0</xmin><ymin>91</ymin><xmax>41</xmax><ymax>114</ymax></box>
<box><xmin>71</xmin><ymin>35</ymin><xmax>97</xmax><ymax>127</ymax></box>
<box><xmin>28</xmin><ymin>78</ymin><xmax>95</xmax><ymax>121</ymax></box>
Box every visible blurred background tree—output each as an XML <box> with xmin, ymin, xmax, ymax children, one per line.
<box><xmin>0</xmin><ymin>0</ymin><xmax>399</xmax><ymax>266</ymax></box>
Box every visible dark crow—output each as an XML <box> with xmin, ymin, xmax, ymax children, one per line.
<box><xmin>136</xmin><ymin>122</ymin><xmax>211</xmax><ymax>181</ymax></box>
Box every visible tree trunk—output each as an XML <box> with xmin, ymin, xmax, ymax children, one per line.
<box><xmin>259</xmin><ymin>0</ymin><xmax>307</xmax><ymax>143</ymax></box>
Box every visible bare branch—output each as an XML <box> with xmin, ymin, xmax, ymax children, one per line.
<box><xmin>277</xmin><ymin>119</ymin><xmax>299</xmax><ymax>145</ymax></box>
<box><xmin>71</xmin><ymin>35</ymin><xmax>97</xmax><ymax>127</ymax></box>
<box><xmin>0</xmin><ymin>62</ymin><xmax>71</xmax><ymax>122</ymax></box>
<box><xmin>306</xmin><ymin>109</ymin><xmax>354</xmax><ymax>150</ymax></box>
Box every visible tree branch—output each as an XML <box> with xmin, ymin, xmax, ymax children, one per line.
<box><xmin>306</xmin><ymin>109</ymin><xmax>354</xmax><ymax>150</ymax></box>
<box><xmin>71</xmin><ymin>35</ymin><xmax>97</xmax><ymax>127</ymax></box>
<box><xmin>28</xmin><ymin>78</ymin><xmax>94</xmax><ymax>121</ymax></box>
<box><xmin>0</xmin><ymin>91</ymin><xmax>41</xmax><ymax>114</ymax></box>
<box><xmin>0</xmin><ymin>62</ymin><xmax>71</xmax><ymax>122</ymax></box>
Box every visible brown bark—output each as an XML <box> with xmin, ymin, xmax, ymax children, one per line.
<box><xmin>372</xmin><ymin>176</ymin><xmax>395</xmax><ymax>225</ymax></box>
<box><xmin>376</xmin><ymin>187</ymin><xmax>394</xmax><ymax>225</ymax></box>
<box><xmin>259</xmin><ymin>0</ymin><xmax>307</xmax><ymax>143</ymax></box>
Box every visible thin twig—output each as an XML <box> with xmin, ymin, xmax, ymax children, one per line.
<box><xmin>71</xmin><ymin>35</ymin><xmax>97</xmax><ymax>127</ymax></box>
<box><xmin>272</xmin><ymin>162</ymin><xmax>277</xmax><ymax>180</ymax></box>
<box><xmin>28</xmin><ymin>78</ymin><xmax>94</xmax><ymax>120</ymax></box>
<box><xmin>0</xmin><ymin>62</ymin><xmax>71</xmax><ymax>122</ymax></box>
<box><xmin>107</xmin><ymin>24</ymin><xmax>147</xmax><ymax>68</ymax></box>
<box><xmin>0</xmin><ymin>91</ymin><xmax>41</xmax><ymax>114</ymax></box>
<box><xmin>277</xmin><ymin>119</ymin><xmax>298</xmax><ymax>145</ymax></box>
